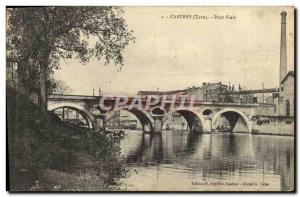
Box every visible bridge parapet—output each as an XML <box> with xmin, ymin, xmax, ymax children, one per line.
<box><xmin>49</xmin><ymin>94</ymin><xmax>99</xmax><ymax>101</ymax></box>
<box><xmin>48</xmin><ymin>94</ymin><xmax>276</xmax><ymax>133</ymax></box>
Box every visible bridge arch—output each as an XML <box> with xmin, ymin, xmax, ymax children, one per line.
<box><xmin>202</xmin><ymin>108</ymin><xmax>213</xmax><ymax>116</ymax></box>
<box><xmin>163</xmin><ymin>109</ymin><xmax>205</xmax><ymax>133</ymax></box>
<box><xmin>212</xmin><ymin>108</ymin><xmax>251</xmax><ymax>133</ymax></box>
<box><xmin>106</xmin><ymin>108</ymin><xmax>154</xmax><ymax>132</ymax></box>
<box><xmin>48</xmin><ymin>102</ymin><xmax>95</xmax><ymax>129</ymax></box>
<box><xmin>150</xmin><ymin>107</ymin><xmax>166</xmax><ymax>116</ymax></box>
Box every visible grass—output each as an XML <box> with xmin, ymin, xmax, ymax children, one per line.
<box><xmin>7</xmin><ymin>86</ymin><xmax>127</xmax><ymax>192</ymax></box>
<box><xmin>42</xmin><ymin>169</ymin><xmax>108</xmax><ymax>191</ymax></box>
<box><xmin>29</xmin><ymin>151</ymin><xmax>110</xmax><ymax>191</ymax></box>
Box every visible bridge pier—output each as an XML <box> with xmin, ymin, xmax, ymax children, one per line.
<box><xmin>96</xmin><ymin>114</ymin><xmax>107</xmax><ymax>131</ymax></box>
<box><xmin>48</xmin><ymin>95</ymin><xmax>263</xmax><ymax>135</ymax></box>
<box><xmin>203</xmin><ymin>117</ymin><xmax>212</xmax><ymax>133</ymax></box>
<box><xmin>152</xmin><ymin>116</ymin><xmax>163</xmax><ymax>133</ymax></box>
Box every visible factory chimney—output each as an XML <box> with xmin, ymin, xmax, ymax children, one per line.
<box><xmin>280</xmin><ymin>11</ymin><xmax>287</xmax><ymax>83</ymax></box>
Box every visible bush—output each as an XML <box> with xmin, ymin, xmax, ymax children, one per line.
<box><xmin>7</xmin><ymin>87</ymin><xmax>127</xmax><ymax>191</ymax></box>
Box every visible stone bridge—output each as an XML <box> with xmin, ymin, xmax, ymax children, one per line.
<box><xmin>48</xmin><ymin>94</ymin><xmax>276</xmax><ymax>134</ymax></box>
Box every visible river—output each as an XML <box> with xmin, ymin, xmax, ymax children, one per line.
<box><xmin>119</xmin><ymin>130</ymin><xmax>294</xmax><ymax>191</ymax></box>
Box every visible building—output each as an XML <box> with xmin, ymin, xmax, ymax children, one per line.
<box><xmin>137</xmin><ymin>11</ymin><xmax>294</xmax><ymax>115</ymax></box>
<box><xmin>186</xmin><ymin>86</ymin><xmax>203</xmax><ymax>100</ymax></box>
<box><xmin>53</xmin><ymin>108</ymin><xmax>89</xmax><ymax>127</ymax></box>
<box><xmin>137</xmin><ymin>89</ymin><xmax>188</xmax><ymax>97</ymax></box>
<box><xmin>202</xmin><ymin>82</ymin><xmax>230</xmax><ymax>102</ymax></box>
<box><xmin>106</xmin><ymin>110</ymin><xmax>141</xmax><ymax>129</ymax></box>
<box><xmin>224</xmin><ymin>88</ymin><xmax>279</xmax><ymax>104</ymax></box>
<box><xmin>277</xmin><ymin>11</ymin><xmax>294</xmax><ymax>117</ymax></box>
<box><xmin>138</xmin><ymin>82</ymin><xmax>231</xmax><ymax>102</ymax></box>
<box><xmin>278</xmin><ymin>71</ymin><xmax>294</xmax><ymax>116</ymax></box>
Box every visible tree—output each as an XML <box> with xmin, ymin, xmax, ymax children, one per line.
<box><xmin>53</xmin><ymin>80</ymin><xmax>72</xmax><ymax>95</ymax></box>
<box><xmin>7</xmin><ymin>7</ymin><xmax>135</xmax><ymax>112</ymax></box>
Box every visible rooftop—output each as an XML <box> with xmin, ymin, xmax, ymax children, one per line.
<box><xmin>138</xmin><ymin>89</ymin><xmax>187</xmax><ymax>96</ymax></box>
<box><xmin>281</xmin><ymin>71</ymin><xmax>295</xmax><ymax>84</ymax></box>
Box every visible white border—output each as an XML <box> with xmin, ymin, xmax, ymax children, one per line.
<box><xmin>1</xmin><ymin>1</ymin><xmax>298</xmax><ymax>196</ymax></box>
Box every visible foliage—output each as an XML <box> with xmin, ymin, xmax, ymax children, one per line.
<box><xmin>36</xmin><ymin>169</ymin><xmax>110</xmax><ymax>191</ymax></box>
<box><xmin>7</xmin><ymin>7</ymin><xmax>135</xmax><ymax>110</ymax></box>
<box><xmin>7</xmin><ymin>87</ymin><xmax>127</xmax><ymax>191</ymax></box>
<box><xmin>52</xmin><ymin>80</ymin><xmax>72</xmax><ymax>94</ymax></box>
<box><xmin>7</xmin><ymin>6</ymin><xmax>135</xmax><ymax>68</ymax></box>
<box><xmin>84</xmin><ymin>132</ymin><xmax>129</xmax><ymax>184</ymax></box>
<box><xmin>6</xmin><ymin>6</ymin><xmax>134</xmax><ymax>190</ymax></box>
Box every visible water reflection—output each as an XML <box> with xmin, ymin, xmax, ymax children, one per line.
<box><xmin>120</xmin><ymin>130</ymin><xmax>294</xmax><ymax>191</ymax></box>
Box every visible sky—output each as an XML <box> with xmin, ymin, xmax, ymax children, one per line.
<box><xmin>54</xmin><ymin>6</ymin><xmax>294</xmax><ymax>96</ymax></box>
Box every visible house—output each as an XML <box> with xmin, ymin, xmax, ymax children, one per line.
<box><xmin>278</xmin><ymin>71</ymin><xmax>295</xmax><ymax>116</ymax></box>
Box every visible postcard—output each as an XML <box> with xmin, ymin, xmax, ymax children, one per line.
<box><xmin>6</xmin><ymin>6</ymin><xmax>295</xmax><ymax>192</ymax></box>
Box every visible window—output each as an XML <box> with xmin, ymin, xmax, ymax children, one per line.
<box><xmin>253</xmin><ymin>97</ymin><xmax>257</xmax><ymax>103</ymax></box>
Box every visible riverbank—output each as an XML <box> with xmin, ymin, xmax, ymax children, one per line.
<box><xmin>212</xmin><ymin>115</ymin><xmax>295</xmax><ymax>136</ymax></box>
<box><xmin>31</xmin><ymin>151</ymin><xmax>112</xmax><ymax>191</ymax></box>
<box><xmin>233</xmin><ymin>131</ymin><xmax>295</xmax><ymax>137</ymax></box>
<box><xmin>211</xmin><ymin>131</ymin><xmax>295</xmax><ymax>137</ymax></box>
<box><xmin>251</xmin><ymin>115</ymin><xmax>294</xmax><ymax>136</ymax></box>
<box><xmin>7</xmin><ymin>87</ymin><xmax>127</xmax><ymax>191</ymax></box>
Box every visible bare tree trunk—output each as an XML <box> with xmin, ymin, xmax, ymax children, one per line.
<box><xmin>39</xmin><ymin>63</ymin><xmax>47</xmax><ymax>113</ymax></box>
<box><xmin>16</xmin><ymin>60</ymin><xmax>28</xmax><ymax>89</ymax></box>
<box><xmin>39</xmin><ymin>8</ymin><xmax>53</xmax><ymax>113</ymax></box>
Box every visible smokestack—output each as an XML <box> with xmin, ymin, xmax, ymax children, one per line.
<box><xmin>280</xmin><ymin>11</ymin><xmax>287</xmax><ymax>83</ymax></box>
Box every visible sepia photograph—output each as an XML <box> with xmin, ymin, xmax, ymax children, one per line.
<box><xmin>6</xmin><ymin>6</ymin><xmax>295</xmax><ymax>192</ymax></box>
